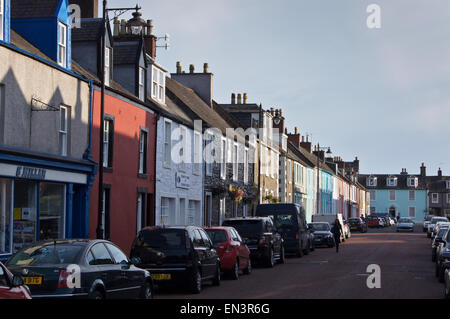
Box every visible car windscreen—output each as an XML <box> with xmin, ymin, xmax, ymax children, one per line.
<box><xmin>222</xmin><ymin>220</ymin><xmax>263</xmax><ymax>237</ymax></box>
<box><xmin>309</xmin><ymin>223</ymin><xmax>330</xmax><ymax>231</ymax></box>
<box><xmin>262</xmin><ymin>213</ymin><xmax>297</xmax><ymax>229</ymax></box>
<box><xmin>398</xmin><ymin>218</ymin><xmax>412</xmax><ymax>223</ymax></box>
<box><xmin>205</xmin><ymin>230</ymin><xmax>228</xmax><ymax>244</ymax></box>
<box><xmin>431</xmin><ymin>218</ymin><xmax>448</xmax><ymax>224</ymax></box>
<box><xmin>368</xmin><ymin>216</ymin><xmax>378</xmax><ymax>220</ymax></box>
<box><xmin>137</xmin><ymin>229</ymin><xmax>187</xmax><ymax>250</ymax></box>
<box><xmin>349</xmin><ymin>219</ymin><xmax>360</xmax><ymax>223</ymax></box>
<box><xmin>7</xmin><ymin>244</ymin><xmax>84</xmax><ymax>266</ymax></box>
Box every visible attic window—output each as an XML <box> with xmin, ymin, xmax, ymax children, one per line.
<box><xmin>367</xmin><ymin>176</ymin><xmax>377</xmax><ymax>187</ymax></box>
<box><xmin>58</xmin><ymin>22</ymin><xmax>67</xmax><ymax>68</ymax></box>
<box><xmin>446</xmin><ymin>181</ymin><xmax>450</xmax><ymax>190</ymax></box>
<box><xmin>387</xmin><ymin>176</ymin><xmax>397</xmax><ymax>187</ymax></box>
<box><xmin>104</xmin><ymin>47</ymin><xmax>111</xmax><ymax>87</ymax></box>
<box><xmin>151</xmin><ymin>66</ymin><xmax>165</xmax><ymax>104</ymax></box>
<box><xmin>138</xmin><ymin>67</ymin><xmax>145</xmax><ymax>100</ymax></box>
<box><xmin>408</xmin><ymin>176</ymin><xmax>418</xmax><ymax>188</ymax></box>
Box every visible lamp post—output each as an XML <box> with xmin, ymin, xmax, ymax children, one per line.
<box><xmin>315</xmin><ymin>144</ymin><xmax>332</xmax><ymax>215</ymax></box>
<box><xmin>97</xmin><ymin>1</ymin><xmax>142</xmax><ymax>239</ymax></box>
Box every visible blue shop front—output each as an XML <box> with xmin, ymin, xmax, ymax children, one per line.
<box><xmin>0</xmin><ymin>148</ymin><xmax>96</xmax><ymax>262</ymax></box>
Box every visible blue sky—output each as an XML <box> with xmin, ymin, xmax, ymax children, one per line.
<box><xmin>103</xmin><ymin>0</ymin><xmax>450</xmax><ymax>176</ymax></box>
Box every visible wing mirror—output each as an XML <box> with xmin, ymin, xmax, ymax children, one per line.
<box><xmin>11</xmin><ymin>275</ymin><xmax>24</xmax><ymax>287</ymax></box>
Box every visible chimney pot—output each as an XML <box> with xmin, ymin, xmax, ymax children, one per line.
<box><xmin>231</xmin><ymin>93</ymin><xmax>236</xmax><ymax>104</ymax></box>
<box><xmin>189</xmin><ymin>64</ymin><xmax>195</xmax><ymax>73</ymax></box>
<box><xmin>237</xmin><ymin>94</ymin><xmax>242</xmax><ymax>104</ymax></box>
<box><xmin>203</xmin><ymin>63</ymin><xmax>209</xmax><ymax>73</ymax></box>
<box><xmin>148</xmin><ymin>20</ymin><xmax>154</xmax><ymax>35</ymax></box>
<box><xmin>243</xmin><ymin>93</ymin><xmax>248</xmax><ymax>104</ymax></box>
<box><xmin>176</xmin><ymin>61</ymin><xmax>182</xmax><ymax>74</ymax></box>
<box><xmin>294</xmin><ymin>127</ymin><xmax>298</xmax><ymax>134</ymax></box>
<box><xmin>113</xmin><ymin>17</ymin><xmax>120</xmax><ymax>36</ymax></box>
<box><xmin>120</xmin><ymin>19</ymin><xmax>127</xmax><ymax>34</ymax></box>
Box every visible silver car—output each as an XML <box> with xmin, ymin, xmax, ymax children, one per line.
<box><xmin>396</xmin><ymin>217</ymin><xmax>414</xmax><ymax>232</ymax></box>
<box><xmin>428</xmin><ymin>217</ymin><xmax>449</xmax><ymax>238</ymax></box>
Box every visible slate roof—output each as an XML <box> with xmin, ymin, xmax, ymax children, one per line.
<box><xmin>10</xmin><ymin>30</ymin><xmax>53</xmax><ymax>62</ymax></box>
<box><xmin>286</xmin><ymin>142</ymin><xmax>310</xmax><ymax>168</ymax></box>
<box><xmin>71</xmin><ymin>18</ymin><xmax>104</xmax><ymax>42</ymax></box>
<box><xmin>113</xmin><ymin>43</ymin><xmax>141</xmax><ymax>65</ymax></box>
<box><xmin>11</xmin><ymin>0</ymin><xmax>60</xmax><ymax>19</ymax></box>
<box><xmin>358</xmin><ymin>174</ymin><xmax>427</xmax><ymax>190</ymax></box>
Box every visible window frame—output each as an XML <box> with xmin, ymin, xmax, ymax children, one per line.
<box><xmin>138</xmin><ymin>67</ymin><xmax>145</xmax><ymax>101</ymax></box>
<box><xmin>432</xmin><ymin>193</ymin><xmax>439</xmax><ymax>204</ymax></box>
<box><xmin>58</xmin><ymin>22</ymin><xmax>67</xmax><ymax>68</ymax></box>
<box><xmin>387</xmin><ymin>176</ymin><xmax>397</xmax><ymax>187</ymax></box>
<box><xmin>103</xmin><ymin>117</ymin><xmax>114</xmax><ymax>169</ymax></box>
<box><xmin>232</xmin><ymin>143</ymin><xmax>238</xmax><ymax>182</ymax></box>
<box><xmin>408</xmin><ymin>190</ymin><xmax>416</xmax><ymax>201</ymax></box>
<box><xmin>244</xmin><ymin>147</ymin><xmax>249</xmax><ymax>184</ymax></box>
<box><xmin>104</xmin><ymin>46</ymin><xmax>111</xmax><ymax>87</ymax></box>
<box><xmin>163</xmin><ymin>120</ymin><xmax>172</xmax><ymax>169</ymax></box>
<box><xmin>59</xmin><ymin>105</ymin><xmax>68</xmax><ymax>156</ymax></box>
<box><xmin>193</xmin><ymin>131</ymin><xmax>201</xmax><ymax>175</ymax></box>
<box><xmin>408</xmin><ymin>206</ymin><xmax>416</xmax><ymax>219</ymax></box>
<box><xmin>139</xmin><ymin>128</ymin><xmax>148</xmax><ymax>175</ymax></box>
<box><xmin>389</xmin><ymin>189</ymin><xmax>396</xmax><ymax>201</ymax></box>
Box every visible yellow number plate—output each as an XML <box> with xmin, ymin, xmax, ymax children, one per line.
<box><xmin>152</xmin><ymin>274</ymin><xmax>171</xmax><ymax>280</ymax></box>
<box><xmin>23</xmin><ymin>276</ymin><xmax>42</xmax><ymax>285</ymax></box>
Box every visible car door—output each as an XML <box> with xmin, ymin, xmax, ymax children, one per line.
<box><xmin>192</xmin><ymin>229</ymin><xmax>207</xmax><ymax>278</ymax></box>
<box><xmin>230</xmin><ymin>228</ymin><xmax>249</xmax><ymax>269</ymax></box>
<box><xmin>0</xmin><ymin>264</ymin><xmax>21</xmax><ymax>299</ymax></box>
<box><xmin>105</xmin><ymin>243</ymin><xmax>142</xmax><ymax>299</ymax></box>
<box><xmin>266</xmin><ymin>219</ymin><xmax>281</xmax><ymax>255</ymax></box>
<box><xmin>198</xmin><ymin>228</ymin><xmax>217</xmax><ymax>278</ymax></box>
<box><xmin>89</xmin><ymin>243</ymin><xmax>122</xmax><ymax>298</ymax></box>
<box><xmin>298</xmin><ymin>209</ymin><xmax>309</xmax><ymax>250</ymax></box>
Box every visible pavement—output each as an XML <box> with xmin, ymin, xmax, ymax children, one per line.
<box><xmin>156</xmin><ymin>223</ymin><xmax>444</xmax><ymax>299</ymax></box>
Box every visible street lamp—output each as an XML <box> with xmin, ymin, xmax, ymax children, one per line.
<box><xmin>97</xmin><ymin>1</ymin><xmax>142</xmax><ymax>239</ymax></box>
<box><xmin>315</xmin><ymin>144</ymin><xmax>332</xmax><ymax>215</ymax></box>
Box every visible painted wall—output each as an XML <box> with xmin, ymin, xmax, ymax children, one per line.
<box><xmin>320</xmin><ymin>170</ymin><xmax>333</xmax><ymax>214</ymax></box>
<box><xmin>370</xmin><ymin>189</ymin><xmax>427</xmax><ymax>221</ymax></box>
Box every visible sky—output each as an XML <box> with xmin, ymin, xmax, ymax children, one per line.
<box><xmin>102</xmin><ymin>0</ymin><xmax>450</xmax><ymax>176</ymax></box>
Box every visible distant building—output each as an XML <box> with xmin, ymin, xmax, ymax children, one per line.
<box><xmin>425</xmin><ymin>166</ymin><xmax>450</xmax><ymax>218</ymax></box>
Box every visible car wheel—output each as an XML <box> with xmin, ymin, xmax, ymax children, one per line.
<box><xmin>190</xmin><ymin>268</ymin><xmax>202</xmax><ymax>294</ymax></box>
<box><xmin>267</xmin><ymin>248</ymin><xmax>275</xmax><ymax>267</ymax></box>
<box><xmin>230</xmin><ymin>260</ymin><xmax>239</xmax><ymax>280</ymax></box>
<box><xmin>296</xmin><ymin>243</ymin><xmax>304</xmax><ymax>258</ymax></box>
<box><xmin>303</xmin><ymin>241</ymin><xmax>310</xmax><ymax>255</ymax></box>
<box><xmin>243</xmin><ymin>259</ymin><xmax>252</xmax><ymax>275</ymax></box>
<box><xmin>140</xmin><ymin>281</ymin><xmax>153</xmax><ymax>299</ymax></box>
<box><xmin>212</xmin><ymin>264</ymin><xmax>221</xmax><ymax>286</ymax></box>
<box><xmin>90</xmin><ymin>290</ymin><xmax>104</xmax><ymax>300</ymax></box>
<box><xmin>279</xmin><ymin>245</ymin><xmax>286</xmax><ymax>264</ymax></box>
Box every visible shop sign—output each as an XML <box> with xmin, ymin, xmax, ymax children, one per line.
<box><xmin>16</xmin><ymin>166</ymin><xmax>46</xmax><ymax>180</ymax></box>
<box><xmin>176</xmin><ymin>173</ymin><xmax>190</xmax><ymax>189</ymax></box>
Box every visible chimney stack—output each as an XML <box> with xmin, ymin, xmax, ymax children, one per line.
<box><xmin>176</xmin><ymin>61</ymin><xmax>182</xmax><ymax>74</ymax></box>
<box><xmin>300</xmin><ymin>133</ymin><xmax>312</xmax><ymax>153</ymax></box>
<box><xmin>438</xmin><ymin>168</ymin><xmax>443</xmax><ymax>178</ymax></box>
<box><xmin>231</xmin><ymin>93</ymin><xmax>236</xmax><ymax>105</ymax></box>
<box><xmin>113</xmin><ymin>17</ymin><xmax>120</xmax><ymax>36</ymax></box>
<box><xmin>189</xmin><ymin>64</ymin><xmax>195</xmax><ymax>73</ymax></box>
<box><xmin>120</xmin><ymin>19</ymin><xmax>127</xmax><ymax>34</ymax></box>
<box><xmin>237</xmin><ymin>94</ymin><xmax>242</xmax><ymax>104</ymax></box>
<box><xmin>287</xmin><ymin>128</ymin><xmax>301</xmax><ymax>148</ymax></box>
<box><xmin>148</xmin><ymin>20</ymin><xmax>154</xmax><ymax>35</ymax></box>
<box><xmin>243</xmin><ymin>93</ymin><xmax>248</xmax><ymax>104</ymax></box>
<box><xmin>294</xmin><ymin>127</ymin><xmax>298</xmax><ymax>134</ymax></box>
<box><xmin>420</xmin><ymin>162</ymin><xmax>426</xmax><ymax>178</ymax></box>
<box><xmin>203</xmin><ymin>63</ymin><xmax>209</xmax><ymax>73</ymax></box>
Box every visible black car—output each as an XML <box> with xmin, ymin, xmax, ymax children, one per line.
<box><xmin>348</xmin><ymin>217</ymin><xmax>368</xmax><ymax>232</ymax></box>
<box><xmin>255</xmin><ymin>203</ymin><xmax>312</xmax><ymax>257</ymax></box>
<box><xmin>435</xmin><ymin>228</ymin><xmax>450</xmax><ymax>283</ymax></box>
<box><xmin>222</xmin><ymin>217</ymin><xmax>285</xmax><ymax>267</ymax></box>
<box><xmin>5</xmin><ymin>239</ymin><xmax>153</xmax><ymax>299</ymax></box>
<box><xmin>130</xmin><ymin>226</ymin><xmax>221</xmax><ymax>294</ymax></box>
<box><xmin>432</xmin><ymin>228</ymin><xmax>449</xmax><ymax>262</ymax></box>
<box><xmin>308</xmin><ymin>222</ymin><xmax>335</xmax><ymax>248</ymax></box>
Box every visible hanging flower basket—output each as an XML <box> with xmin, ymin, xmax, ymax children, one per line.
<box><xmin>229</xmin><ymin>185</ymin><xmax>244</xmax><ymax>203</ymax></box>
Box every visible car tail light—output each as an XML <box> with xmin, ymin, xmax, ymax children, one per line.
<box><xmin>58</xmin><ymin>269</ymin><xmax>71</xmax><ymax>289</ymax></box>
<box><xmin>296</xmin><ymin>232</ymin><xmax>299</xmax><ymax>241</ymax></box>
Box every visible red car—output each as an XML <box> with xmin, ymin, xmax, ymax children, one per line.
<box><xmin>0</xmin><ymin>262</ymin><xmax>31</xmax><ymax>299</ymax></box>
<box><xmin>367</xmin><ymin>215</ymin><xmax>380</xmax><ymax>228</ymax></box>
<box><xmin>204</xmin><ymin>226</ymin><xmax>251</xmax><ymax>280</ymax></box>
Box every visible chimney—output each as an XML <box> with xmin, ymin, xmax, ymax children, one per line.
<box><xmin>237</xmin><ymin>94</ymin><xmax>242</xmax><ymax>104</ymax></box>
<box><xmin>243</xmin><ymin>93</ymin><xmax>248</xmax><ymax>104</ymax></box>
<box><xmin>176</xmin><ymin>61</ymin><xmax>182</xmax><ymax>74</ymax></box>
<box><xmin>69</xmin><ymin>0</ymin><xmax>98</xmax><ymax>18</ymax></box>
<box><xmin>294</xmin><ymin>127</ymin><xmax>298</xmax><ymax>134</ymax></box>
<box><xmin>120</xmin><ymin>19</ymin><xmax>127</xmax><ymax>34</ymax></box>
<box><xmin>420</xmin><ymin>163</ymin><xmax>426</xmax><ymax>178</ymax></box>
<box><xmin>113</xmin><ymin>17</ymin><xmax>120</xmax><ymax>36</ymax></box>
<box><xmin>231</xmin><ymin>93</ymin><xmax>236</xmax><ymax>104</ymax></box>
<box><xmin>287</xmin><ymin>127</ymin><xmax>301</xmax><ymax>148</ymax></box>
<box><xmin>438</xmin><ymin>168</ymin><xmax>443</xmax><ymax>178</ymax></box>
<box><xmin>189</xmin><ymin>64</ymin><xmax>195</xmax><ymax>73</ymax></box>
<box><xmin>203</xmin><ymin>63</ymin><xmax>209</xmax><ymax>73</ymax></box>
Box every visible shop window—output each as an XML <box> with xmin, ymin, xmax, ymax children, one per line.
<box><xmin>39</xmin><ymin>183</ymin><xmax>65</xmax><ymax>241</ymax></box>
<box><xmin>13</xmin><ymin>181</ymin><xmax>37</xmax><ymax>252</ymax></box>
<box><xmin>0</xmin><ymin>179</ymin><xmax>13</xmax><ymax>256</ymax></box>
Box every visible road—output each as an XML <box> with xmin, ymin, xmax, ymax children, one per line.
<box><xmin>157</xmin><ymin>224</ymin><xmax>444</xmax><ymax>299</ymax></box>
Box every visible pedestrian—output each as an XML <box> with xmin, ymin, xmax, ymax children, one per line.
<box><xmin>333</xmin><ymin>218</ymin><xmax>342</xmax><ymax>253</ymax></box>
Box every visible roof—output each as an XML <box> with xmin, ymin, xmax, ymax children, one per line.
<box><xmin>287</xmin><ymin>142</ymin><xmax>310</xmax><ymax>167</ymax></box>
<box><xmin>113</xmin><ymin>43</ymin><xmax>141</xmax><ymax>65</ymax></box>
<box><xmin>71</xmin><ymin>18</ymin><xmax>104</xmax><ymax>42</ymax></box>
<box><xmin>11</xmin><ymin>0</ymin><xmax>60</xmax><ymax>19</ymax></box>
<box><xmin>358</xmin><ymin>174</ymin><xmax>427</xmax><ymax>190</ymax></box>
<box><xmin>10</xmin><ymin>30</ymin><xmax>54</xmax><ymax>63</ymax></box>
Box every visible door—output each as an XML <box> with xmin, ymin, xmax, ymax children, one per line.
<box><xmin>89</xmin><ymin>243</ymin><xmax>122</xmax><ymax>298</ymax></box>
<box><xmin>198</xmin><ymin>229</ymin><xmax>217</xmax><ymax>277</ymax></box>
<box><xmin>230</xmin><ymin>228</ymin><xmax>248</xmax><ymax>270</ymax></box>
<box><xmin>266</xmin><ymin>220</ymin><xmax>281</xmax><ymax>256</ymax></box>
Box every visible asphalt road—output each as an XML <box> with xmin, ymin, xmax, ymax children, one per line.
<box><xmin>156</xmin><ymin>224</ymin><xmax>444</xmax><ymax>299</ymax></box>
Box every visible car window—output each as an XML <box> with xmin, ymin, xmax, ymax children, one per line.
<box><xmin>230</xmin><ymin>228</ymin><xmax>242</xmax><ymax>242</ymax></box>
<box><xmin>7</xmin><ymin>243</ymin><xmax>84</xmax><ymax>266</ymax></box>
<box><xmin>86</xmin><ymin>251</ymin><xmax>95</xmax><ymax>266</ymax></box>
<box><xmin>265</xmin><ymin>220</ymin><xmax>273</xmax><ymax>232</ymax></box>
<box><xmin>192</xmin><ymin>230</ymin><xmax>205</xmax><ymax>248</ymax></box>
<box><xmin>198</xmin><ymin>229</ymin><xmax>212</xmax><ymax>248</ymax></box>
<box><xmin>90</xmin><ymin>243</ymin><xmax>114</xmax><ymax>265</ymax></box>
<box><xmin>205</xmin><ymin>229</ymin><xmax>228</xmax><ymax>244</ymax></box>
<box><xmin>137</xmin><ymin>229</ymin><xmax>187</xmax><ymax>250</ymax></box>
<box><xmin>0</xmin><ymin>265</ymin><xmax>8</xmax><ymax>287</ymax></box>
<box><xmin>105</xmin><ymin>243</ymin><xmax>129</xmax><ymax>264</ymax></box>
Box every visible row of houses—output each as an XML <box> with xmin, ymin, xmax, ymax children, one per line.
<box><xmin>0</xmin><ymin>0</ymin><xmax>372</xmax><ymax>260</ymax></box>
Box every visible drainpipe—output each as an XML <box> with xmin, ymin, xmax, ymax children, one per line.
<box><xmin>153</xmin><ymin>111</ymin><xmax>160</xmax><ymax>226</ymax></box>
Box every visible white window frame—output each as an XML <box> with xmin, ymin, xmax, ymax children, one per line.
<box><xmin>0</xmin><ymin>0</ymin><xmax>4</xmax><ymax>42</ymax></box>
<box><xmin>160</xmin><ymin>197</ymin><xmax>169</xmax><ymax>225</ymax></box>
<box><xmin>163</xmin><ymin>120</ymin><xmax>172</xmax><ymax>168</ymax></box>
<box><xmin>139</xmin><ymin>129</ymin><xmax>148</xmax><ymax>174</ymax></box>
<box><xmin>408</xmin><ymin>206</ymin><xmax>416</xmax><ymax>219</ymax></box>
<box><xmin>158</xmin><ymin>70</ymin><xmax>165</xmax><ymax>102</ymax></box>
<box><xmin>193</xmin><ymin>131</ymin><xmax>201</xmax><ymax>175</ymax></box>
<box><xmin>446</xmin><ymin>181</ymin><xmax>450</xmax><ymax>190</ymax></box>
<box><xmin>233</xmin><ymin>143</ymin><xmax>238</xmax><ymax>182</ymax></box>
<box><xmin>151</xmin><ymin>66</ymin><xmax>165</xmax><ymax>104</ymax></box>
<box><xmin>178</xmin><ymin>126</ymin><xmax>187</xmax><ymax>172</ymax></box>
<box><xmin>59</xmin><ymin>105</ymin><xmax>68</xmax><ymax>156</ymax></box>
<box><xmin>138</xmin><ymin>67</ymin><xmax>145</xmax><ymax>101</ymax></box>
<box><xmin>136</xmin><ymin>193</ymin><xmax>144</xmax><ymax>232</ymax></box>
<box><xmin>103</xmin><ymin>119</ymin><xmax>110</xmax><ymax>167</ymax></box>
<box><xmin>104</xmin><ymin>46</ymin><xmax>111</xmax><ymax>87</ymax></box>
<box><xmin>389</xmin><ymin>189</ymin><xmax>396</xmax><ymax>201</ymax></box>
<box><xmin>370</xmin><ymin>190</ymin><xmax>376</xmax><ymax>201</ymax></box>
<box><xmin>408</xmin><ymin>190</ymin><xmax>416</xmax><ymax>201</ymax></box>
<box><xmin>387</xmin><ymin>176</ymin><xmax>397</xmax><ymax>187</ymax></box>
<box><xmin>244</xmin><ymin>147</ymin><xmax>249</xmax><ymax>184</ymax></box>
<box><xmin>408</xmin><ymin>177</ymin><xmax>418</xmax><ymax>188</ymax></box>
<box><xmin>367</xmin><ymin>176</ymin><xmax>377</xmax><ymax>187</ymax></box>
<box><xmin>432</xmin><ymin>193</ymin><xmax>439</xmax><ymax>204</ymax></box>
<box><xmin>58</xmin><ymin>22</ymin><xmax>67</xmax><ymax>67</ymax></box>
<box><xmin>220</xmin><ymin>138</ymin><xmax>226</xmax><ymax>179</ymax></box>
<box><xmin>205</xmin><ymin>133</ymin><xmax>213</xmax><ymax>177</ymax></box>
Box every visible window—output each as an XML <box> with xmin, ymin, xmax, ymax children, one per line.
<box><xmin>193</xmin><ymin>132</ymin><xmax>201</xmax><ymax>175</ymax></box>
<box><xmin>447</xmin><ymin>194</ymin><xmax>450</xmax><ymax>204</ymax></box>
<box><xmin>233</xmin><ymin>143</ymin><xmax>238</xmax><ymax>181</ymax></box>
<box><xmin>103</xmin><ymin>118</ymin><xmax>114</xmax><ymax>168</ymax></box>
<box><xmin>59</xmin><ymin>106</ymin><xmax>68</xmax><ymax>156</ymax></box>
<box><xmin>387</xmin><ymin>176</ymin><xmax>397</xmax><ymax>187</ymax></box>
<box><xmin>432</xmin><ymin>193</ymin><xmax>439</xmax><ymax>204</ymax></box>
<box><xmin>244</xmin><ymin>148</ymin><xmax>249</xmax><ymax>184</ymax></box>
<box><xmin>409</xmin><ymin>190</ymin><xmax>416</xmax><ymax>201</ymax></box>
<box><xmin>178</xmin><ymin>127</ymin><xmax>187</xmax><ymax>172</ymax></box>
<box><xmin>160</xmin><ymin>197</ymin><xmax>170</xmax><ymax>225</ymax></box>
<box><xmin>139</xmin><ymin>129</ymin><xmax>148</xmax><ymax>174</ymax></box>
<box><xmin>105</xmin><ymin>243</ymin><xmax>128</xmax><ymax>264</ymax></box>
<box><xmin>104</xmin><ymin>47</ymin><xmax>111</xmax><ymax>87</ymax></box>
<box><xmin>0</xmin><ymin>179</ymin><xmax>13</xmax><ymax>256</ymax></box>
<box><xmin>164</xmin><ymin>121</ymin><xmax>171</xmax><ymax>168</ymax></box>
<box><xmin>370</xmin><ymin>190</ymin><xmax>376</xmax><ymax>201</ymax></box>
<box><xmin>136</xmin><ymin>192</ymin><xmax>146</xmax><ymax>232</ymax></box>
<box><xmin>408</xmin><ymin>207</ymin><xmax>416</xmax><ymax>218</ymax></box>
<box><xmin>138</xmin><ymin>67</ymin><xmax>145</xmax><ymax>100</ymax></box>
<box><xmin>39</xmin><ymin>183</ymin><xmax>65</xmax><ymax>241</ymax></box>
<box><xmin>205</xmin><ymin>133</ymin><xmax>213</xmax><ymax>176</ymax></box>
<box><xmin>90</xmin><ymin>243</ymin><xmax>113</xmax><ymax>265</ymax></box>
<box><xmin>158</xmin><ymin>70</ymin><xmax>164</xmax><ymax>101</ymax></box>
<box><xmin>58</xmin><ymin>22</ymin><xmax>67</xmax><ymax>67</ymax></box>
<box><xmin>220</xmin><ymin>138</ymin><xmax>226</xmax><ymax>179</ymax></box>
<box><xmin>370</xmin><ymin>206</ymin><xmax>376</xmax><ymax>213</ymax></box>
<box><xmin>187</xmin><ymin>200</ymin><xmax>196</xmax><ymax>225</ymax></box>
<box><xmin>192</xmin><ymin>229</ymin><xmax>204</xmax><ymax>248</ymax></box>
<box><xmin>151</xmin><ymin>67</ymin><xmax>165</xmax><ymax>103</ymax></box>
<box><xmin>0</xmin><ymin>0</ymin><xmax>3</xmax><ymax>42</ymax></box>
<box><xmin>446</xmin><ymin>181</ymin><xmax>450</xmax><ymax>190</ymax></box>
<box><xmin>219</xmin><ymin>198</ymin><xmax>226</xmax><ymax>226</ymax></box>
<box><xmin>389</xmin><ymin>190</ymin><xmax>396</xmax><ymax>201</ymax></box>
<box><xmin>287</xmin><ymin>160</ymin><xmax>291</xmax><ymax>184</ymax></box>
<box><xmin>367</xmin><ymin>176</ymin><xmax>377</xmax><ymax>187</ymax></box>
<box><xmin>408</xmin><ymin>177</ymin><xmax>418</xmax><ymax>188</ymax></box>
<box><xmin>152</xmin><ymin>68</ymin><xmax>158</xmax><ymax>99</ymax></box>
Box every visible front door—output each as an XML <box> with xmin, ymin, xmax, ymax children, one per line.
<box><xmin>204</xmin><ymin>193</ymin><xmax>212</xmax><ymax>227</ymax></box>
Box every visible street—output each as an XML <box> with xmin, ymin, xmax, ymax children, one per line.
<box><xmin>157</xmin><ymin>224</ymin><xmax>443</xmax><ymax>299</ymax></box>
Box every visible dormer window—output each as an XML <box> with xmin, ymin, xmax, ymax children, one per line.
<box><xmin>138</xmin><ymin>67</ymin><xmax>145</xmax><ymax>101</ymax></box>
<box><xmin>0</xmin><ymin>0</ymin><xmax>4</xmax><ymax>41</ymax></box>
<box><xmin>367</xmin><ymin>176</ymin><xmax>377</xmax><ymax>187</ymax></box>
<box><xmin>408</xmin><ymin>176</ymin><xmax>418</xmax><ymax>188</ymax></box>
<box><xmin>151</xmin><ymin>66</ymin><xmax>165</xmax><ymax>104</ymax></box>
<box><xmin>446</xmin><ymin>181</ymin><xmax>450</xmax><ymax>189</ymax></box>
<box><xmin>387</xmin><ymin>176</ymin><xmax>397</xmax><ymax>187</ymax></box>
<box><xmin>58</xmin><ymin>22</ymin><xmax>67</xmax><ymax>68</ymax></box>
<box><xmin>104</xmin><ymin>47</ymin><xmax>111</xmax><ymax>87</ymax></box>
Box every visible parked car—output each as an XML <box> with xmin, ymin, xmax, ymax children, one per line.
<box><xmin>204</xmin><ymin>226</ymin><xmax>251</xmax><ymax>280</ymax></box>
<box><xmin>312</xmin><ymin>214</ymin><xmax>345</xmax><ymax>242</ymax></box>
<box><xmin>255</xmin><ymin>203</ymin><xmax>313</xmax><ymax>257</ymax></box>
<box><xmin>389</xmin><ymin>217</ymin><xmax>396</xmax><ymax>226</ymax></box>
<box><xmin>428</xmin><ymin>217</ymin><xmax>449</xmax><ymax>238</ymax></box>
<box><xmin>424</xmin><ymin>214</ymin><xmax>435</xmax><ymax>232</ymax></box>
<box><xmin>6</xmin><ymin>239</ymin><xmax>153</xmax><ymax>299</ymax></box>
<box><xmin>383</xmin><ymin>216</ymin><xmax>391</xmax><ymax>227</ymax></box>
<box><xmin>222</xmin><ymin>217</ymin><xmax>285</xmax><ymax>267</ymax></box>
<box><xmin>444</xmin><ymin>262</ymin><xmax>450</xmax><ymax>299</ymax></box>
<box><xmin>367</xmin><ymin>215</ymin><xmax>380</xmax><ymax>228</ymax></box>
<box><xmin>0</xmin><ymin>262</ymin><xmax>31</xmax><ymax>299</ymax></box>
<box><xmin>378</xmin><ymin>217</ymin><xmax>386</xmax><ymax>228</ymax></box>
<box><xmin>432</xmin><ymin>222</ymin><xmax>450</xmax><ymax>239</ymax></box>
<box><xmin>396</xmin><ymin>217</ymin><xmax>414</xmax><ymax>232</ymax></box>
<box><xmin>308</xmin><ymin>222</ymin><xmax>335</xmax><ymax>248</ymax></box>
<box><xmin>348</xmin><ymin>218</ymin><xmax>368</xmax><ymax>232</ymax></box>
<box><xmin>342</xmin><ymin>220</ymin><xmax>351</xmax><ymax>239</ymax></box>
<box><xmin>435</xmin><ymin>228</ymin><xmax>450</xmax><ymax>283</ymax></box>
<box><xmin>130</xmin><ymin>226</ymin><xmax>220</xmax><ymax>294</ymax></box>
<box><xmin>432</xmin><ymin>228</ymin><xmax>449</xmax><ymax>262</ymax></box>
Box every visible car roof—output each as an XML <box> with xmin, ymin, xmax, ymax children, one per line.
<box><xmin>140</xmin><ymin>226</ymin><xmax>197</xmax><ymax>232</ymax></box>
<box><xmin>223</xmin><ymin>217</ymin><xmax>269</xmax><ymax>221</ymax></box>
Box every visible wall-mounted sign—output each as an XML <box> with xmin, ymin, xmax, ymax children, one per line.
<box><xmin>176</xmin><ymin>173</ymin><xmax>190</xmax><ymax>189</ymax></box>
<box><xmin>16</xmin><ymin>166</ymin><xmax>46</xmax><ymax>180</ymax></box>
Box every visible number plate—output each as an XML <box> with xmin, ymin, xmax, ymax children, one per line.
<box><xmin>152</xmin><ymin>274</ymin><xmax>171</xmax><ymax>280</ymax></box>
<box><xmin>23</xmin><ymin>276</ymin><xmax>43</xmax><ymax>285</ymax></box>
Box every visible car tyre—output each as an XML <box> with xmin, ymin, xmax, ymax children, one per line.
<box><xmin>90</xmin><ymin>290</ymin><xmax>104</xmax><ymax>300</ymax></box>
<box><xmin>230</xmin><ymin>260</ymin><xmax>239</xmax><ymax>280</ymax></box>
<box><xmin>267</xmin><ymin>248</ymin><xmax>275</xmax><ymax>268</ymax></box>
<box><xmin>303</xmin><ymin>241</ymin><xmax>310</xmax><ymax>255</ymax></box>
<box><xmin>212</xmin><ymin>263</ymin><xmax>221</xmax><ymax>286</ymax></box>
<box><xmin>243</xmin><ymin>259</ymin><xmax>252</xmax><ymax>275</ymax></box>
<box><xmin>278</xmin><ymin>245</ymin><xmax>286</xmax><ymax>264</ymax></box>
<box><xmin>190</xmin><ymin>268</ymin><xmax>202</xmax><ymax>294</ymax></box>
<box><xmin>140</xmin><ymin>281</ymin><xmax>153</xmax><ymax>299</ymax></box>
